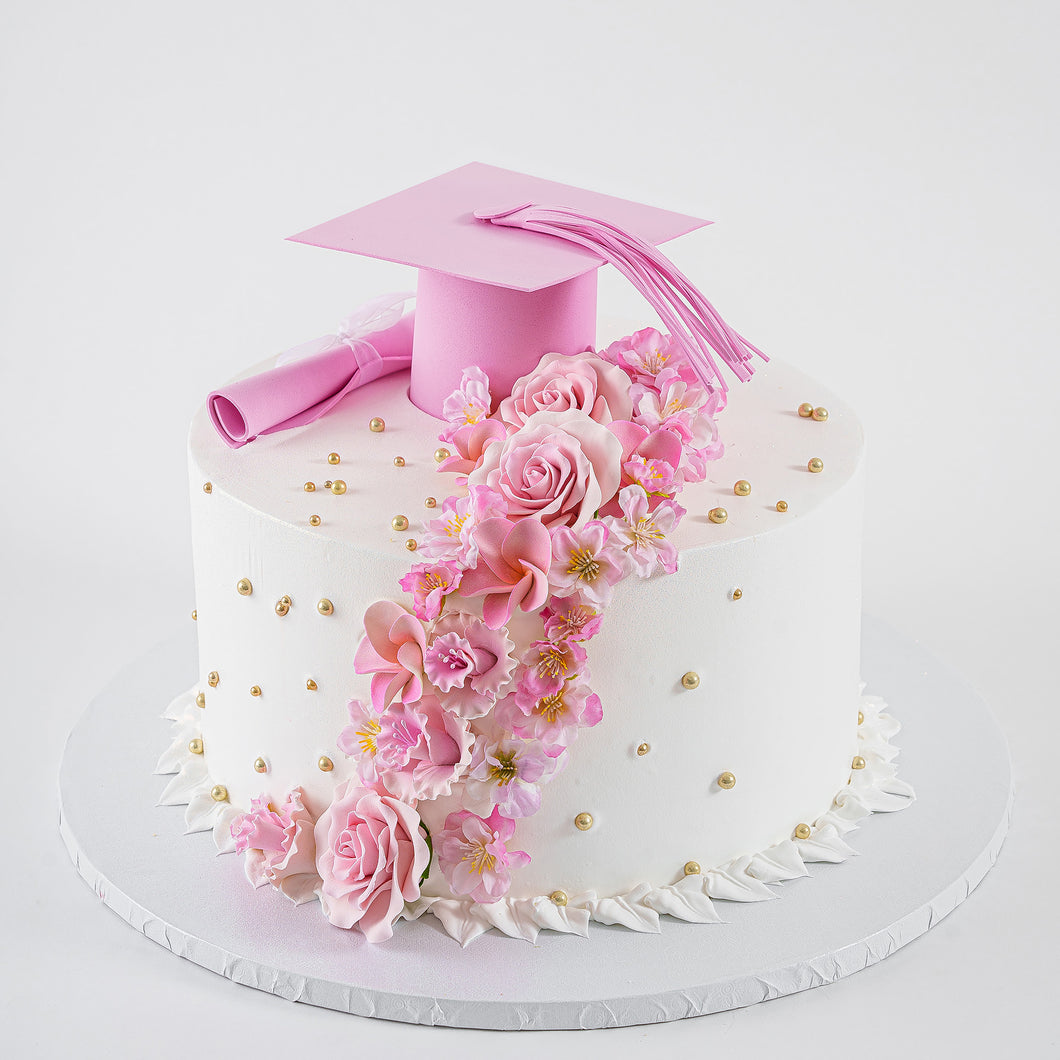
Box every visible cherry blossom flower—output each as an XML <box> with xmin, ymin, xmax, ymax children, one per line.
<box><xmin>440</xmin><ymin>366</ymin><xmax>492</xmax><ymax>442</ymax></box>
<box><xmin>548</xmin><ymin>521</ymin><xmax>629</xmax><ymax>606</ymax></box>
<box><xmin>419</xmin><ymin>485</ymin><xmax>507</xmax><ymax>567</ymax></box>
<box><xmin>435</xmin><ymin>807</ymin><xmax>530</xmax><ymax>904</ymax></box>
<box><xmin>604</xmin><ymin>485</ymin><xmax>684</xmax><ymax>577</ymax></box>
<box><xmin>398</xmin><ymin>562</ymin><xmax>462</xmax><ymax>622</ymax></box>
<box><xmin>601</xmin><ymin>327</ymin><xmax>696</xmax><ymax>387</ymax></box>
<box><xmin>354</xmin><ymin>600</ymin><xmax>427</xmax><ymax>711</ymax></box>
<box><xmin>517</xmin><ymin>638</ymin><xmax>588</xmax><ymax>698</ymax></box>
<box><xmin>495</xmin><ymin>681</ymin><xmax>603</xmax><ymax>755</ymax></box>
<box><xmin>422</xmin><ymin>612</ymin><xmax>516</xmax><ymax>718</ymax></box>
<box><xmin>337</xmin><ymin>698</ymin><xmax>383</xmax><ymax>785</ymax></box>
<box><xmin>462</xmin><ymin>735</ymin><xmax>557</xmax><ymax>818</ymax></box>
<box><xmin>541</xmin><ymin>593</ymin><xmax>604</xmax><ymax>642</ymax></box>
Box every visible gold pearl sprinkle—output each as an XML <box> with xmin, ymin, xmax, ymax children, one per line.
<box><xmin>309</xmin><ymin>514</ymin><xmax>321</xmax><ymax>527</ymax></box>
<box><xmin>280</xmin><ymin>595</ymin><xmax>291</xmax><ymax>606</ymax></box>
<box><xmin>203</xmin><ymin>482</ymin><xmax>213</xmax><ymax>494</ymax></box>
<box><xmin>683</xmin><ymin>861</ymin><xmax>701</xmax><ymax>876</ymax></box>
<box><xmin>405</xmin><ymin>539</ymin><xmax>418</xmax><ymax>552</ymax></box>
<box><xmin>393</xmin><ymin>456</ymin><xmax>406</xmax><ymax>467</ymax></box>
<box><xmin>794</xmin><ymin>823</ymin><xmax>812</xmax><ymax>840</ymax></box>
<box><xmin>306</xmin><ymin>678</ymin><xmax>318</xmax><ymax>691</ymax></box>
<box><xmin>330</xmin><ymin>479</ymin><xmax>347</xmax><ymax>495</ymax></box>
<box><xmin>250</xmin><ymin>685</ymin><xmax>262</xmax><ymax>697</ymax></box>
<box><xmin>327</xmin><ymin>452</ymin><xmax>340</xmax><ymax>465</ymax></box>
<box><xmin>275</xmin><ymin>599</ymin><xmax>290</xmax><ymax>617</ymax></box>
<box><xmin>391</xmin><ymin>515</ymin><xmax>409</xmax><ymax>532</ymax></box>
<box><xmin>731</xmin><ymin>588</ymin><xmax>743</xmax><ymax>601</ymax></box>
<box><xmin>812</xmin><ymin>406</ymin><xmax>829</xmax><ymax>422</ymax></box>
<box><xmin>304</xmin><ymin>481</ymin><xmax>316</xmax><ymax>492</ymax></box>
<box><xmin>708</xmin><ymin>507</ymin><xmax>728</xmax><ymax>524</ymax></box>
<box><xmin>718</xmin><ymin>771</ymin><xmax>737</xmax><ymax>790</ymax></box>
<box><xmin>236</xmin><ymin>578</ymin><xmax>253</xmax><ymax>596</ymax></box>
<box><xmin>207</xmin><ymin>671</ymin><xmax>219</xmax><ymax>688</ymax></box>
<box><xmin>318</xmin><ymin>755</ymin><xmax>334</xmax><ymax>772</ymax></box>
<box><xmin>776</xmin><ymin>500</ymin><xmax>789</xmax><ymax>512</ymax></box>
<box><xmin>195</xmin><ymin>692</ymin><xmax>206</xmax><ymax>709</ymax></box>
<box><xmin>210</xmin><ymin>784</ymin><xmax>228</xmax><ymax>803</ymax></box>
<box><xmin>254</xmin><ymin>757</ymin><xmax>268</xmax><ymax>774</ymax></box>
<box><xmin>434</xmin><ymin>447</ymin><xmax>451</xmax><ymax>463</ymax></box>
<box><xmin>188</xmin><ymin>738</ymin><xmax>204</xmax><ymax>755</ymax></box>
<box><xmin>574</xmin><ymin>812</ymin><xmax>593</xmax><ymax>831</ymax></box>
<box><xmin>733</xmin><ymin>480</ymin><xmax>751</xmax><ymax>497</ymax></box>
<box><xmin>191</xmin><ymin>609</ymin><xmax>197</xmax><ymax>621</ymax></box>
<box><xmin>317</xmin><ymin>598</ymin><xmax>334</xmax><ymax>616</ymax></box>
<box><xmin>808</xmin><ymin>457</ymin><xmax>824</xmax><ymax>473</ymax></box>
<box><xmin>424</xmin><ymin>497</ymin><xmax>437</xmax><ymax>508</ymax></box>
<box><xmin>798</xmin><ymin>402</ymin><xmax>814</xmax><ymax>418</ymax></box>
<box><xmin>858</xmin><ymin>710</ymin><xmax>865</xmax><ymax>726</ymax></box>
<box><xmin>550</xmin><ymin>890</ymin><xmax>569</xmax><ymax>907</ymax></box>
<box><xmin>636</xmin><ymin>742</ymin><xmax>651</xmax><ymax>757</ymax></box>
<box><xmin>369</xmin><ymin>417</ymin><xmax>385</xmax><ymax>433</ymax></box>
<box><xmin>852</xmin><ymin>755</ymin><xmax>867</xmax><ymax>770</ymax></box>
<box><xmin>681</xmin><ymin>671</ymin><xmax>701</xmax><ymax>690</ymax></box>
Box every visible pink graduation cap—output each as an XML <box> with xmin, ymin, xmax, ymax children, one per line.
<box><xmin>289</xmin><ymin>162</ymin><xmax>763</xmax><ymax>419</ymax></box>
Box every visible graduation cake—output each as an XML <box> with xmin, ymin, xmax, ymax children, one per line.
<box><xmin>157</xmin><ymin>164</ymin><xmax>913</xmax><ymax>945</ymax></box>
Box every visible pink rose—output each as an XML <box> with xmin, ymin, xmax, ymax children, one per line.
<box><xmin>423</xmin><ymin>612</ymin><xmax>516</xmax><ymax>718</ymax></box>
<box><xmin>354</xmin><ymin>600</ymin><xmax>427</xmax><ymax>711</ymax></box>
<box><xmin>468</xmin><ymin>411</ymin><xmax>623</xmax><ymax>530</ymax></box>
<box><xmin>436</xmin><ymin>807</ymin><xmax>530</xmax><ymax>904</ymax></box>
<box><xmin>314</xmin><ymin>782</ymin><xmax>430</xmax><ymax>943</ymax></box>
<box><xmin>372</xmin><ymin>694</ymin><xmax>474</xmax><ymax>802</ymax></box>
<box><xmin>498</xmin><ymin>352</ymin><xmax>633</xmax><ymax>429</ymax></box>
<box><xmin>231</xmin><ymin>789</ymin><xmax>320</xmax><ymax>904</ymax></box>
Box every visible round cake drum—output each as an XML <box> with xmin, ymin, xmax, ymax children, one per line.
<box><xmin>58</xmin><ymin>616</ymin><xmax>1011</xmax><ymax>1030</ymax></box>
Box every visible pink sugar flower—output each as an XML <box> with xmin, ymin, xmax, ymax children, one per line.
<box><xmin>354</xmin><ymin>600</ymin><xmax>427</xmax><ymax>711</ymax></box>
<box><xmin>632</xmin><ymin>373</ymin><xmax>719</xmax><ymax>450</ymax></box>
<box><xmin>495</xmin><ymin>681</ymin><xmax>603</xmax><ymax>754</ymax></box>
<box><xmin>423</xmin><ymin>612</ymin><xmax>516</xmax><ymax>718</ymax></box>
<box><xmin>604</xmin><ymin>485</ymin><xmax>684</xmax><ymax>577</ymax></box>
<box><xmin>548</xmin><ymin>521</ymin><xmax>630</xmax><ymax>607</ymax></box>
<box><xmin>462</xmin><ymin>735</ymin><xmax>557</xmax><ymax>819</ymax></box>
<box><xmin>601</xmin><ymin>327</ymin><xmax>696</xmax><ymax>386</ymax></box>
<box><xmin>231</xmin><ymin>789</ymin><xmax>320</xmax><ymax>903</ymax></box>
<box><xmin>440</xmin><ymin>366</ymin><xmax>492</xmax><ymax>442</ymax></box>
<box><xmin>419</xmin><ymin>485</ymin><xmax>508</xmax><ymax>567</ymax></box>
<box><xmin>517</xmin><ymin>638</ymin><xmax>588</xmax><ymax>698</ymax></box>
<box><xmin>337</xmin><ymin>698</ymin><xmax>383</xmax><ymax>785</ymax></box>
<box><xmin>372</xmin><ymin>694</ymin><xmax>474</xmax><ymax>803</ymax></box>
<box><xmin>314</xmin><ymin>782</ymin><xmax>430</xmax><ymax>943</ymax></box>
<box><xmin>436</xmin><ymin>807</ymin><xmax>530</xmax><ymax>904</ymax></box>
<box><xmin>436</xmin><ymin>419</ymin><xmax>508</xmax><ymax>479</ymax></box>
<box><xmin>541</xmin><ymin>593</ymin><xmax>604</xmax><ymax>642</ymax></box>
<box><xmin>456</xmin><ymin>516</ymin><xmax>553</xmax><ymax>630</ymax></box>
<box><xmin>398</xmin><ymin>562</ymin><xmax>462</xmax><ymax>622</ymax></box>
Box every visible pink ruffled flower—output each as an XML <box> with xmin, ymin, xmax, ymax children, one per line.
<box><xmin>498</xmin><ymin>351</ymin><xmax>634</xmax><ymax>429</ymax></box>
<box><xmin>601</xmin><ymin>327</ymin><xmax>697</xmax><ymax>386</ymax></box>
<box><xmin>337</xmin><ymin>698</ymin><xmax>383</xmax><ymax>785</ymax></box>
<box><xmin>462</xmin><ymin>735</ymin><xmax>557</xmax><ymax>819</ymax></box>
<box><xmin>548</xmin><ymin>521</ymin><xmax>630</xmax><ymax>607</ymax></box>
<box><xmin>435</xmin><ymin>807</ymin><xmax>530</xmax><ymax>904</ymax></box>
<box><xmin>468</xmin><ymin>411</ymin><xmax>623</xmax><ymax>530</ymax></box>
<box><xmin>632</xmin><ymin>372</ymin><xmax>718</xmax><ymax>449</ymax></box>
<box><xmin>440</xmin><ymin>366</ymin><xmax>492</xmax><ymax>442</ymax></box>
<box><xmin>398</xmin><ymin>562</ymin><xmax>462</xmax><ymax>622</ymax></box>
<box><xmin>604</xmin><ymin>485</ymin><xmax>684</xmax><ymax>577</ymax></box>
<box><xmin>517</xmin><ymin>638</ymin><xmax>588</xmax><ymax>698</ymax></box>
<box><xmin>419</xmin><ymin>485</ymin><xmax>508</xmax><ymax>567</ymax></box>
<box><xmin>541</xmin><ymin>593</ymin><xmax>604</xmax><ymax>642</ymax></box>
<box><xmin>372</xmin><ymin>694</ymin><xmax>474</xmax><ymax>803</ymax></box>
<box><xmin>423</xmin><ymin>612</ymin><xmax>517</xmax><ymax>718</ymax></box>
<box><xmin>456</xmin><ymin>516</ymin><xmax>552</xmax><ymax>630</ymax></box>
<box><xmin>495</xmin><ymin>681</ymin><xmax>603</xmax><ymax>754</ymax></box>
<box><xmin>354</xmin><ymin>600</ymin><xmax>427</xmax><ymax>711</ymax></box>
<box><xmin>436</xmin><ymin>419</ymin><xmax>507</xmax><ymax>479</ymax></box>
<box><xmin>314</xmin><ymin>782</ymin><xmax>430</xmax><ymax>943</ymax></box>
<box><xmin>231</xmin><ymin>789</ymin><xmax>320</xmax><ymax>904</ymax></box>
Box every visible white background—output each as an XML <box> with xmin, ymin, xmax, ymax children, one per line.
<box><xmin>3</xmin><ymin>1</ymin><xmax>1057</xmax><ymax>1055</ymax></box>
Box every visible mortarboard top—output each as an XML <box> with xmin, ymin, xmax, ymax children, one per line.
<box><xmin>288</xmin><ymin>163</ymin><xmax>713</xmax><ymax>416</ymax></box>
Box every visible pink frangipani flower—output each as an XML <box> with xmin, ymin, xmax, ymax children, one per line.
<box><xmin>354</xmin><ymin>600</ymin><xmax>427</xmax><ymax>711</ymax></box>
<box><xmin>604</xmin><ymin>485</ymin><xmax>684</xmax><ymax>577</ymax></box>
<box><xmin>422</xmin><ymin>612</ymin><xmax>516</xmax><ymax>718</ymax></box>
<box><xmin>462</xmin><ymin>735</ymin><xmax>556</xmax><ymax>819</ymax></box>
<box><xmin>436</xmin><ymin>419</ymin><xmax>508</xmax><ymax>479</ymax></box>
<box><xmin>436</xmin><ymin>807</ymin><xmax>530</xmax><ymax>904</ymax></box>
<box><xmin>548</xmin><ymin>521</ymin><xmax>629</xmax><ymax>607</ymax></box>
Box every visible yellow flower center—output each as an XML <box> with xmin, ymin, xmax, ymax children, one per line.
<box><xmin>568</xmin><ymin>547</ymin><xmax>601</xmax><ymax>582</ymax></box>
<box><xmin>356</xmin><ymin>718</ymin><xmax>381</xmax><ymax>756</ymax></box>
<box><xmin>537</xmin><ymin>692</ymin><xmax>567</xmax><ymax>722</ymax></box>
<box><xmin>488</xmin><ymin>749</ymin><xmax>519</xmax><ymax>786</ymax></box>
<box><xmin>444</xmin><ymin>512</ymin><xmax>469</xmax><ymax>539</ymax></box>
<box><xmin>462</xmin><ymin>839</ymin><xmax>496</xmax><ymax>875</ymax></box>
<box><xmin>536</xmin><ymin>645</ymin><xmax>570</xmax><ymax>679</ymax></box>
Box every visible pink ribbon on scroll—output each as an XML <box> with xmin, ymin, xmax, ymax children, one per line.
<box><xmin>207</xmin><ymin>295</ymin><xmax>415</xmax><ymax>449</ymax></box>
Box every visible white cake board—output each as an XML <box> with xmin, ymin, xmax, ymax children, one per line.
<box><xmin>58</xmin><ymin>616</ymin><xmax>1011</xmax><ymax>1030</ymax></box>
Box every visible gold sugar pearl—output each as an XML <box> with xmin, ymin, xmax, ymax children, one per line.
<box><xmin>776</xmin><ymin>500</ymin><xmax>789</xmax><ymax>512</ymax></box>
<box><xmin>236</xmin><ymin>578</ymin><xmax>253</xmax><ymax>596</ymax></box>
<box><xmin>683</xmin><ymin>861</ymin><xmax>701</xmax><ymax>876</ymax></box>
<box><xmin>574</xmin><ymin>812</ymin><xmax>594</xmax><ymax>831</ymax></box>
<box><xmin>369</xmin><ymin>417</ymin><xmax>385</xmax><ymax>433</ymax></box>
<box><xmin>203</xmin><ymin>482</ymin><xmax>213</xmax><ymax>494</ymax></box>
<box><xmin>188</xmin><ymin>738</ymin><xmax>204</xmax><ymax>756</ymax></box>
<box><xmin>280</xmin><ymin>595</ymin><xmax>291</xmax><ymax>606</ymax></box>
<box><xmin>210</xmin><ymin>784</ymin><xmax>228</xmax><ymax>803</ymax></box>
<box><xmin>424</xmin><ymin>497</ymin><xmax>437</xmax><ymax>508</ymax></box>
<box><xmin>317</xmin><ymin>598</ymin><xmax>334</xmax><ymax>616</ymax></box>
<box><xmin>852</xmin><ymin>755</ymin><xmax>867</xmax><ymax>770</ymax></box>
<box><xmin>306</xmin><ymin>678</ymin><xmax>318</xmax><ymax>691</ymax></box>
<box><xmin>812</xmin><ymin>406</ymin><xmax>829</xmax><ymax>422</ymax></box>
<box><xmin>393</xmin><ymin>456</ymin><xmax>406</xmax><ymax>467</ymax></box>
<box><xmin>681</xmin><ymin>671</ymin><xmax>701</xmax><ymax>690</ymax></box>
<box><xmin>309</xmin><ymin>515</ymin><xmax>321</xmax><ymax>527</ymax></box>
<box><xmin>636</xmin><ymin>742</ymin><xmax>651</xmax><ymax>757</ymax></box>
<box><xmin>318</xmin><ymin>755</ymin><xmax>334</xmax><ymax>772</ymax></box>
<box><xmin>858</xmin><ymin>710</ymin><xmax>865</xmax><ymax>726</ymax></box>
<box><xmin>550</xmin><ymin>890</ymin><xmax>569</xmax><ymax>907</ymax></box>
<box><xmin>327</xmin><ymin>452</ymin><xmax>340</xmax><ymax>465</ymax></box>
<box><xmin>195</xmin><ymin>692</ymin><xmax>206</xmax><ymax>709</ymax></box>
<box><xmin>191</xmin><ymin>609</ymin><xmax>197</xmax><ymax>621</ymax></box>
<box><xmin>250</xmin><ymin>685</ymin><xmax>262</xmax><ymax>697</ymax></box>
<box><xmin>733</xmin><ymin>480</ymin><xmax>751</xmax><ymax>497</ymax></box>
<box><xmin>405</xmin><ymin>539</ymin><xmax>418</xmax><ymax>552</ymax></box>
<box><xmin>391</xmin><ymin>515</ymin><xmax>409</xmax><ymax>532</ymax></box>
<box><xmin>794</xmin><ymin>823</ymin><xmax>812</xmax><ymax>840</ymax></box>
<box><xmin>207</xmin><ymin>671</ymin><xmax>219</xmax><ymax>687</ymax></box>
<box><xmin>708</xmin><ymin>507</ymin><xmax>728</xmax><ymax>524</ymax></box>
<box><xmin>717</xmin><ymin>771</ymin><xmax>737</xmax><ymax>790</ymax></box>
<box><xmin>254</xmin><ymin>757</ymin><xmax>268</xmax><ymax>774</ymax></box>
<box><xmin>808</xmin><ymin>457</ymin><xmax>824</xmax><ymax>473</ymax></box>
<box><xmin>330</xmin><ymin>479</ymin><xmax>347</xmax><ymax>495</ymax></box>
<box><xmin>304</xmin><ymin>481</ymin><xmax>316</xmax><ymax>492</ymax></box>
<box><xmin>731</xmin><ymin>588</ymin><xmax>743</xmax><ymax>601</ymax></box>
<box><xmin>434</xmin><ymin>447</ymin><xmax>451</xmax><ymax>463</ymax></box>
<box><xmin>798</xmin><ymin>402</ymin><xmax>814</xmax><ymax>418</ymax></box>
<box><xmin>275</xmin><ymin>599</ymin><xmax>290</xmax><ymax>617</ymax></box>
